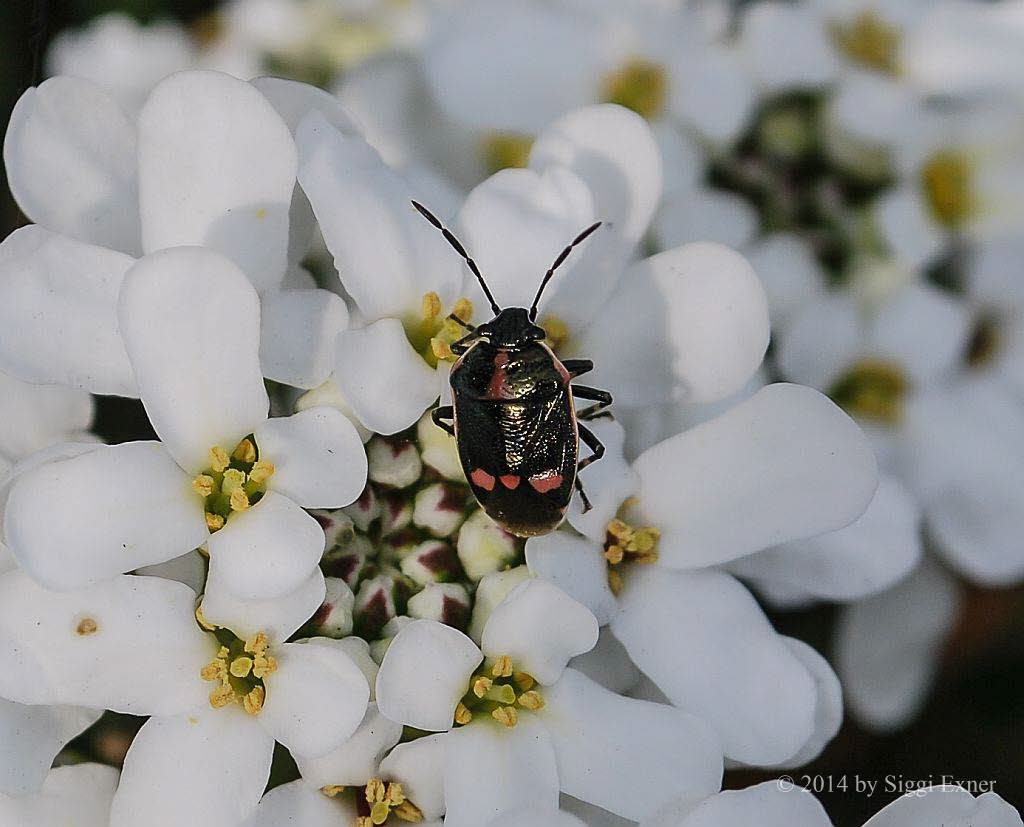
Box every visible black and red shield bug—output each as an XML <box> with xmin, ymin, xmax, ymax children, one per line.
<box><xmin>413</xmin><ymin>200</ymin><xmax>612</xmax><ymax>538</ymax></box>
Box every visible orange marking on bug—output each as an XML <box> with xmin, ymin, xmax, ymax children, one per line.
<box><xmin>486</xmin><ymin>350</ymin><xmax>513</xmax><ymax>400</ymax></box>
<box><xmin>470</xmin><ymin>469</ymin><xmax>496</xmax><ymax>491</ymax></box>
<box><xmin>500</xmin><ymin>475</ymin><xmax>521</xmax><ymax>489</ymax></box>
<box><xmin>529</xmin><ymin>473</ymin><xmax>563</xmax><ymax>493</ymax></box>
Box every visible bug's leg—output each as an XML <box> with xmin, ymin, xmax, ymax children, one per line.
<box><xmin>574</xmin><ymin>477</ymin><xmax>593</xmax><ymax>513</ymax></box>
<box><xmin>431</xmin><ymin>405</ymin><xmax>455</xmax><ymax>436</ymax></box>
<box><xmin>572</xmin><ymin>384</ymin><xmax>613</xmax><ymax>421</ymax></box>
<box><xmin>447</xmin><ymin>313</ymin><xmax>475</xmax><ymax>332</ymax></box>
<box><xmin>450</xmin><ymin>332</ymin><xmax>480</xmax><ymax>355</ymax></box>
<box><xmin>573</xmin><ymin>423</ymin><xmax>606</xmax><ymax>514</ymax></box>
<box><xmin>561</xmin><ymin>359</ymin><xmax>593</xmax><ymax>379</ymax></box>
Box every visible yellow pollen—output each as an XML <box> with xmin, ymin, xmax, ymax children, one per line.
<box><xmin>232</xmin><ymin>438</ymin><xmax>257</xmax><ymax>464</ymax></box>
<box><xmin>252</xmin><ymin>655</ymin><xmax>277</xmax><ymax>679</ymax></box>
<box><xmin>492</xmin><ymin>706</ymin><xmax>518</xmax><ymax>727</ymax></box>
<box><xmin>473</xmin><ymin>676</ymin><xmax>493</xmax><ymax>698</ymax></box>
<box><xmin>192</xmin><ymin>474</ymin><xmax>214</xmax><ymax>497</ymax></box>
<box><xmin>366</xmin><ymin>778</ymin><xmax>387</xmax><ymax>804</ymax></box>
<box><xmin>205</xmin><ymin>513</ymin><xmax>225</xmax><ymax>531</ymax></box>
<box><xmin>320</xmin><ymin>785</ymin><xmax>345</xmax><ymax>798</ymax></box>
<box><xmin>540</xmin><ymin>314</ymin><xmax>570</xmax><ymax>351</ymax></box>
<box><xmin>248</xmin><ymin>460</ymin><xmax>274</xmax><ymax>484</ymax></box>
<box><xmin>454</xmin><ymin>702</ymin><xmax>473</xmax><ymax>725</ymax></box>
<box><xmin>229</xmin><ymin>488</ymin><xmax>250</xmax><ymax>512</ymax></box>
<box><xmin>481</xmin><ymin>132</ymin><xmax>534</xmax><ymax>175</ymax></box>
<box><xmin>209</xmin><ymin>446</ymin><xmax>230</xmax><ymax>473</ymax></box>
<box><xmin>603</xmin><ymin>517</ymin><xmax>660</xmax><ymax>592</ymax></box>
<box><xmin>230</xmin><ymin>656</ymin><xmax>254</xmax><ymax>678</ymax></box>
<box><xmin>828</xmin><ymin>358</ymin><xmax>909</xmax><ymax>425</ymax></box>
<box><xmin>422</xmin><ymin>291</ymin><xmax>442</xmax><ymax>320</ymax></box>
<box><xmin>243</xmin><ymin>685</ymin><xmax>265</xmax><ymax>715</ymax></box>
<box><xmin>393</xmin><ymin>799</ymin><xmax>425</xmax><ymax>822</ymax></box>
<box><xmin>195</xmin><ymin>605</ymin><xmax>217</xmax><ymax>631</ymax></box>
<box><xmin>604</xmin><ymin>545</ymin><xmax>625</xmax><ymax>565</ymax></box>
<box><xmin>246</xmin><ymin>632</ymin><xmax>270</xmax><ymax>655</ymax></box>
<box><xmin>921</xmin><ymin>150</ymin><xmax>974</xmax><ymax>228</ymax></box>
<box><xmin>221</xmin><ymin>468</ymin><xmax>246</xmax><ymax>494</ymax></box>
<box><xmin>75</xmin><ymin>617</ymin><xmax>98</xmax><ymax>636</ymax></box>
<box><xmin>491</xmin><ymin>655</ymin><xmax>514</xmax><ymax>678</ymax></box>
<box><xmin>601</xmin><ymin>58</ymin><xmax>668</xmax><ymax>120</ymax></box>
<box><xmin>831</xmin><ymin>10</ymin><xmax>901</xmax><ymax>75</ymax></box>
<box><xmin>517</xmin><ymin>690</ymin><xmax>545</xmax><ymax>710</ymax></box>
<box><xmin>209</xmin><ymin>684</ymin><xmax>234</xmax><ymax>708</ymax></box>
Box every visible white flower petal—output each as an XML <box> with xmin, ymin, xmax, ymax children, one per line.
<box><xmin>739</xmin><ymin>2</ymin><xmax>839</xmax><ymax>92</ymax></box>
<box><xmin>744</xmin><ymin>233</ymin><xmax>825</xmax><ymax>327</ymax></box>
<box><xmin>119</xmin><ymin>247</ymin><xmax>268</xmax><ymax>474</ymax></box>
<box><xmin>862</xmin><ymin>785</ymin><xmax>1022</xmax><ymax>827</ymax></box>
<box><xmin>669</xmin><ymin>46</ymin><xmax>757</xmax><ymax>144</ymax></box>
<box><xmin>378</xmin><ymin>733</ymin><xmax>448</xmax><ymax>821</ymax></box>
<box><xmin>646</xmin><ymin>780</ymin><xmax>832</xmax><ymax>827</ymax></box>
<box><xmin>458</xmin><ymin>166</ymin><xmax>596</xmax><ymax>312</ymax></box>
<box><xmin>875</xmin><ymin>185</ymin><xmax>945</xmax><ymax>270</ymax></box>
<box><xmin>375</xmin><ymin>619</ymin><xmax>482</xmax><ymax>731</ymax></box>
<box><xmin>635</xmin><ymin>384</ymin><xmax>877</xmax><ymax>568</ymax></box>
<box><xmin>110</xmin><ymin>707</ymin><xmax>274</xmax><ymax>827</ymax></box>
<box><xmin>490</xmin><ymin>808</ymin><xmax>585</xmax><ymax>827</ymax></box>
<box><xmin>836</xmin><ymin>561</ymin><xmax>960</xmax><ymax>733</ymax></box>
<box><xmin>250</xmin><ymin>77</ymin><xmax>362</xmax><ymax>138</ymax></box>
<box><xmin>296</xmin><ymin>702</ymin><xmax>403</xmax><ymax>788</ymax></box>
<box><xmin>543</xmin><ymin>668</ymin><xmax>722</xmax><ymax>822</ymax></box>
<box><xmin>4</xmin><ymin>441</ymin><xmax>206</xmax><ymax>589</ymax></box>
<box><xmin>136</xmin><ymin>549</ymin><xmax>207</xmax><ymax>594</ymax></box>
<box><xmin>0</xmin><ymin>226</ymin><xmax>136</xmax><ymax>395</ymax></box>
<box><xmin>565</xmin><ymin>418</ymin><xmax>639</xmax><ymax>542</ymax></box>
<box><xmin>0</xmin><ymin>371</ymin><xmax>93</xmax><ymax>461</ymax></box>
<box><xmin>530</xmin><ymin>104</ymin><xmax>661</xmax><ymax>245</ymax></box>
<box><xmin>334</xmin><ymin>319</ymin><xmax>443</xmax><ymax>435</ymax></box>
<box><xmin>296</xmin><ymin>112</ymin><xmax>461</xmax><ymax>320</ymax></box>
<box><xmin>207</xmin><ymin>490</ymin><xmax>325</xmax><ymax>601</ymax></box>
<box><xmin>568</xmin><ymin>627</ymin><xmax>640</xmax><ymax>694</ymax></box>
<box><xmin>654</xmin><ymin>187</ymin><xmax>759</xmax><ymax>251</ymax></box>
<box><xmin>425</xmin><ymin>0</ymin><xmax>601</xmax><ymax>133</ymax></box>
<box><xmin>0</xmin><ymin>764</ymin><xmax>119</xmax><ymax>827</ymax></box>
<box><xmin>260</xmin><ymin>288</ymin><xmax>350</xmax><ymax>389</ymax></box>
<box><xmin>0</xmin><ymin>700</ymin><xmax>102</xmax><ymax>795</ymax></box>
<box><xmin>259</xmin><ymin>639</ymin><xmax>370</xmax><ymax>758</ymax></box>
<box><xmin>775</xmin><ymin>638</ymin><xmax>842</xmax><ymax>768</ymax></box>
<box><xmin>578</xmin><ymin>243</ymin><xmax>769</xmax><ymax>407</ymax></box>
<box><xmin>525</xmin><ymin>533</ymin><xmax>618</xmax><ymax>626</ymax></box>
<box><xmin>255</xmin><ymin>407</ymin><xmax>367</xmax><ymax>508</ymax></box>
<box><xmin>482</xmin><ymin>580</ymin><xmax>599</xmax><ymax>685</ymax></box>
<box><xmin>444</xmin><ymin>716</ymin><xmax>559</xmax><ymax>827</ymax></box>
<box><xmin>612</xmin><ymin>567</ymin><xmax>817</xmax><ymax>765</ymax></box>
<box><xmin>138</xmin><ymin>70</ymin><xmax>296</xmax><ymax>291</ymax></box>
<box><xmin>4</xmin><ymin>77</ymin><xmax>139</xmax><ymax>252</ymax></box>
<box><xmin>201</xmin><ymin>566</ymin><xmax>325</xmax><ymax>644</ymax></box>
<box><xmin>0</xmin><ymin>571</ymin><xmax>210</xmax><ymax>714</ymax></box>
<box><xmin>730</xmin><ymin>474</ymin><xmax>923</xmax><ymax>601</ymax></box>
<box><xmin>775</xmin><ymin>292</ymin><xmax>861</xmax><ymax>390</ymax></box>
<box><xmin>243</xmin><ymin>780</ymin><xmax>354</xmax><ymax>827</ymax></box>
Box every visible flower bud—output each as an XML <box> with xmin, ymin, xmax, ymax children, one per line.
<box><xmin>413</xmin><ymin>482</ymin><xmax>469</xmax><ymax>537</ymax></box>
<box><xmin>379</xmin><ymin>491</ymin><xmax>413</xmax><ymax>536</ymax></box>
<box><xmin>417</xmin><ymin>411</ymin><xmax>465</xmax><ymax>481</ymax></box>
<box><xmin>344</xmin><ymin>485</ymin><xmax>381</xmax><ymax>532</ymax></box>
<box><xmin>399</xmin><ymin>540</ymin><xmax>462</xmax><ymax>586</ymax></box>
<box><xmin>308</xmin><ymin>577</ymin><xmax>355</xmax><ymax>638</ymax></box>
<box><xmin>354</xmin><ymin>574</ymin><xmax>399</xmax><ymax>640</ymax></box>
<box><xmin>310</xmin><ymin>509</ymin><xmax>356</xmax><ymax>552</ymax></box>
<box><xmin>368</xmin><ymin>437</ymin><xmax>422</xmax><ymax>489</ymax></box>
<box><xmin>407</xmin><ymin>583</ymin><xmax>471</xmax><ymax>630</ymax></box>
<box><xmin>322</xmin><ymin>532</ymin><xmax>373</xmax><ymax>587</ymax></box>
<box><xmin>456</xmin><ymin>509</ymin><xmax>519</xmax><ymax>581</ymax></box>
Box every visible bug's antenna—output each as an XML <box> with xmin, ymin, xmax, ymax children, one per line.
<box><xmin>411</xmin><ymin>200</ymin><xmax>501</xmax><ymax>316</ymax></box>
<box><xmin>529</xmin><ymin>221</ymin><xmax>602</xmax><ymax>321</ymax></box>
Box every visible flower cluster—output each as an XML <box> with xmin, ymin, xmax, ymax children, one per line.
<box><xmin>0</xmin><ymin>0</ymin><xmax>1021</xmax><ymax>824</ymax></box>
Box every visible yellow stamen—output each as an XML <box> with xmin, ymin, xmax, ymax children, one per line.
<box><xmin>195</xmin><ymin>605</ymin><xmax>218</xmax><ymax>631</ymax></box>
<box><xmin>209</xmin><ymin>446</ymin><xmax>230</xmax><ymax>473</ymax></box>
<box><xmin>243</xmin><ymin>685</ymin><xmax>265</xmax><ymax>715</ymax></box>
<box><xmin>422</xmin><ymin>291</ymin><xmax>442</xmax><ymax>320</ymax></box>
<box><xmin>921</xmin><ymin>150</ymin><xmax>974</xmax><ymax>228</ymax></box>
<box><xmin>491</xmin><ymin>705</ymin><xmax>518</xmax><ymax>727</ymax></box>
<box><xmin>541</xmin><ymin>314</ymin><xmax>570</xmax><ymax>351</ymax></box>
<box><xmin>230</xmin><ymin>656</ymin><xmax>254</xmax><ymax>678</ymax></box>
<box><xmin>604</xmin><ymin>545</ymin><xmax>625</xmax><ymax>565</ymax></box>
<box><xmin>205</xmin><ymin>513</ymin><xmax>225</xmax><ymax>531</ymax></box>
<box><xmin>517</xmin><ymin>690</ymin><xmax>545</xmax><ymax>710</ymax></box>
<box><xmin>246</xmin><ymin>632</ymin><xmax>270</xmax><ymax>655</ymax></box>
<box><xmin>393</xmin><ymin>799</ymin><xmax>425</xmax><ymax>822</ymax></box>
<box><xmin>452</xmin><ymin>298</ymin><xmax>473</xmax><ymax>323</ymax></box>
<box><xmin>248</xmin><ymin>460</ymin><xmax>274</xmax><ymax>484</ymax></box>
<box><xmin>366</xmin><ymin>778</ymin><xmax>387</xmax><ymax>804</ymax></box>
<box><xmin>454</xmin><ymin>702</ymin><xmax>473</xmax><ymax>725</ymax></box>
<box><xmin>491</xmin><ymin>655</ymin><xmax>513</xmax><ymax>678</ymax></box>
<box><xmin>221</xmin><ymin>468</ymin><xmax>246</xmax><ymax>494</ymax></box>
<box><xmin>210</xmin><ymin>684</ymin><xmax>235</xmax><ymax>709</ymax></box>
<box><xmin>252</xmin><ymin>655</ymin><xmax>277</xmax><ymax>679</ymax></box>
<box><xmin>512</xmin><ymin>672</ymin><xmax>535</xmax><ymax>692</ymax></box>
<box><xmin>200</xmin><ymin>660</ymin><xmax>226</xmax><ymax>682</ymax></box>
<box><xmin>831</xmin><ymin>10</ymin><xmax>901</xmax><ymax>75</ymax></box>
<box><xmin>481</xmin><ymin>132</ymin><xmax>534</xmax><ymax>174</ymax></box>
<box><xmin>608</xmin><ymin>569</ymin><xmax>623</xmax><ymax>596</ymax></box>
<box><xmin>229</xmin><ymin>488</ymin><xmax>250</xmax><ymax>512</ymax></box>
<box><xmin>601</xmin><ymin>58</ymin><xmax>668</xmax><ymax>120</ymax></box>
<box><xmin>192</xmin><ymin>474</ymin><xmax>214</xmax><ymax>497</ymax></box>
<box><xmin>385</xmin><ymin>783</ymin><xmax>406</xmax><ymax>806</ymax></box>
<box><xmin>472</xmin><ymin>676</ymin><xmax>493</xmax><ymax>698</ymax></box>
<box><xmin>320</xmin><ymin>785</ymin><xmax>345</xmax><ymax>798</ymax></box>
<box><xmin>828</xmin><ymin>358</ymin><xmax>909</xmax><ymax>425</ymax></box>
<box><xmin>232</xmin><ymin>438</ymin><xmax>257</xmax><ymax>464</ymax></box>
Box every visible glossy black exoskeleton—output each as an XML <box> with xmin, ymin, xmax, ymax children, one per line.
<box><xmin>413</xmin><ymin>201</ymin><xmax>612</xmax><ymax>537</ymax></box>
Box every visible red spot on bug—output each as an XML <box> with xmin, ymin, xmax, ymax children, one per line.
<box><xmin>529</xmin><ymin>473</ymin><xmax>563</xmax><ymax>493</ymax></box>
<box><xmin>471</xmin><ymin>469</ymin><xmax>496</xmax><ymax>490</ymax></box>
<box><xmin>500</xmin><ymin>475</ymin><xmax>521</xmax><ymax>489</ymax></box>
<box><xmin>486</xmin><ymin>351</ymin><xmax>512</xmax><ymax>400</ymax></box>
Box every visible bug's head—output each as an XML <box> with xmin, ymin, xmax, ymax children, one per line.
<box><xmin>479</xmin><ymin>307</ymin><xmax>545</xmax><ymax>349</ymax></box>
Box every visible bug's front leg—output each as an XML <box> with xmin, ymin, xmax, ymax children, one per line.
<box><xmin>574</xmin><ymin>423</ymin><xmax>606</xmax><ymax>513</ymax></box>
<box><xmin>561</xmin><ymin>359</ymin><xmax>593</xmax><ymax>379</ymax></box>
<box><xmin>572</xmin><ymin>384</ymin><xmax>613</xmax><ymax>421</ymax></box>
<box><xmin>450</xmin><ymin>331</ymin><xmax>481</xmax><ymax>355</ymax></box>
<box><xmin>432</xmin><ymin>405</ymin><xmax>455</xmax><ymax>436</ymax></box>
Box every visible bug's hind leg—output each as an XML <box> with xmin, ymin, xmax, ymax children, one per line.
<box><xmin>432</xmin><ymin>405</ymin><xmax>455</xmax><ymax>436</ymax></box>
<box><xmin>573</xmin><ymin>423</ymin><xmax>606</xmax><ymax>513</ymax></box>
<box><xmin>572</xmin><ymin>384</ymin><xmax>613</xmax><ymax>421</ymax></box>
<box><xmin>561</xmin><ymin>359</ymin><xmax>593</xmax><ymax>379</ymax></box>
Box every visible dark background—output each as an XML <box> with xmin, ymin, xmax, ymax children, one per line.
<box><xmin>1</xmin><ymin>1</ymin><xmax>1021</xmax><ymax>823</ymax></box>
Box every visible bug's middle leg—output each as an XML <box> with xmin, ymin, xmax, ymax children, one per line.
<box><xmin>573</xmin><ymin>423</ymin><xmax>606</xmax><ymax>513</ymax></box>
<box><xmin>572</xmin><ymin>384</ymin><xmax>613</xmax><ymax>421</ymax></box>
<box><xmin>561</xmin><ymin>359</ymin><xmax>593</xmax><ymax>379</ymax></box>
<box><xmin>432</xmin><ymin>405</ymin><xmax>455</xmax><ymax>436</ymax></box>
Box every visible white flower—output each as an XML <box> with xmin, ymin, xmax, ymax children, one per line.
<box><xmin>0</xmin><ymin>764</ymin><xmax>119</xmax><ymax>827</ymax></box>
<box><xmin>374</xmin><ymin>579</ymin><xmax>723</xmax><ymax>824</ymax></box>
<box><xmin>0</xmin><ymin>70</ymin><xmax>353</xmax><ymax>394</ymax></box>
<box><xmin>644</xmin><ymin>779</ymin><xmax>832</xmax><ymax>827</ymax></box>
<box><xmin>4</xmin><ymin>246</ymin><xmax>367</xmax><ymax>599</ymax></box>
<box><xmin>861</xmin><ymin>784</ymin><xmax>1023</xmax><ymax>827</ymax></box>
<box><xmin>0</xmin><ymin>371</ymin><xmax>93</xmax><ymax>471</ymax></box>
<box><xmin>527</xmin><ymin>383</ymin><xmax>878</xmax><ymax>766</ymax></box>
<box><xmin>0</xmin><ymin>568</ymin><xmax>370</xmax><ymax>826</ymax></box>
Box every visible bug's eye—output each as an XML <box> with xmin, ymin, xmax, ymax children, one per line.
<box><xmin>527</xmin><ymin>326</ymin><xmax>545</xmax><ymax>340</ymax></box>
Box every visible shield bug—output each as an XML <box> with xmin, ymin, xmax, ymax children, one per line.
<box><xmin>413</xmin><ymin>200</ymin><xmax>612</xmax><ymax>537</ymax></box>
